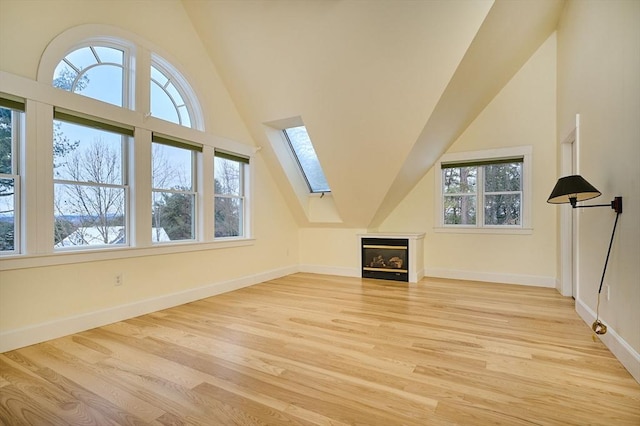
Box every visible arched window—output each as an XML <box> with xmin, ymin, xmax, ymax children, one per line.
<box><xmin>48</xmin><ymin>30</ymin><xmax>202</xmax><ymax>130</ymax></box>
<box><xmin>151</xmin><ymin>61</ymin><xmax>192</xmax><ymax>128</ymax></box>
<box><xmin>53</xmin><ymin>44</ymin><xmax>129</xmax><ymax>108</ymax></box>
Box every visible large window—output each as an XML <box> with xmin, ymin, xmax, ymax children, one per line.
<box><xmin>152</xmin><ymin>135</ymin><xmax>200</xmax><ymax>242</ymax></box>
<box><xmin>282</xmin><ymin>125</ymin><xmax>330</xmax><ymax>193</ymax></box>
<box><xmin>214</xmin><ymin>151</ymin><xmax>248</xmax><ymax>238</ymax></box>
<box><xmin>53</xmin><ymin>112</ymin><xmax>132</xmax><ymax>248</ymax></box>
<box><xmin>0</xmin><ymin>99</ymin><xmax>24</xmax><ymax>254</ymax></box>
<box><xmin>0</xmin><ymin>28</ymin><xmax>253</xmax><ymax>264</ymax></box>
<box><xmin>437</xmin><ymin>147</ymin><xmax>531</xmax><ymax>230</ymax></box>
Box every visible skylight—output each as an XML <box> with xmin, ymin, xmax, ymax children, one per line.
<box><xmin>283</xmin><ymin>126</ymin><xmax>330</xmax><ymax>193</ymax></box>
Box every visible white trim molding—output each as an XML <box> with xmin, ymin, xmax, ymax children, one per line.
<box><xmin>425</xmin><ymin>267</ymin><xmax>556</xmax><ymax>288</ymax></box>
<box><xmin>0</xmin><ymin>265</ymin><xmax>297</xmax><ymax>353</ymax></box>
<box><xmin>575</xmin><ymin>298</ymin><xmax>640</xmax><ymax>383</ymax></box>
<box><xmin>298</xmin><ymin>264</ymin><xmax>360</xmax><ymax>278</ymax></box>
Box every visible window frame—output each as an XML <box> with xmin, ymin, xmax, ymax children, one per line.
<box><xmin>151</xmin><ymin>60</ymin><xmax>192</xmax><ymax>128</ymax></box>
<box><xmin>151</xmin><ymin>134</ymin><xmax>202</xmax><ymax>244</ymax></box>
<box><xmin>0</xmin><ymin>98</ymin><xmax>25</xmax><ymax>255</ymax></box>
<box><xmin>282</xmin><ymin>125</ymin><xmax>331</xmax><ymax>194</ymax></box>
<box><xmin>52</xmin><ymin>111</ymin><xmax>132</xmax><ymax>250</ymax></box>
<box><xmin>52</xmin><ymin>41</ymin><xmax>133</xmax><ymax>109</ymax></box>
<box><xmin>214</xmin><ymin>150</ymin><xmax>249</xmax><ymax>239</ymax></box>
<box><xmin>434</xmin><ymin>146</ymin><xmax>532</xmax><ymax>234</ymax></box>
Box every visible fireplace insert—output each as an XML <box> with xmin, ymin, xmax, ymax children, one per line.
<box><xmin>361</xmin><ymin>237</ymin><xmax>409</xmax><ymax>282</ymax></box>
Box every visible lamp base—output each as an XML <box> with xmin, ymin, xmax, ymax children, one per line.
<box><xmin>592</xmin><ymin>319</ymin><xmax>607</xmax><ymax>335</ymax></box>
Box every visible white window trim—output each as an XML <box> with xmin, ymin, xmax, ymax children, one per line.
<box><xmin>150</xmin><ymin>55</ymin><xmax>203</xmax><ymax>131</ymax></box>
<box><xmin>263</xmin><ymin>116</ymin><xmax>320</xmax><ymax>197</ymax></box>
<box><xmin>214</xmin><ymin>152</ymin><xmax>251</xmax><ymax>240</ymax></box>
<box><xmin>0</xmin><ymin>106</ymin><xmax>23</xmax><ymax>255</ymax></box>
<box><xmin>151</xmin><ymin>139</ymin><xmax>200</xmax><ymax>244</ymax></box>
<box><xmin>434</xmin><ymin>146</ymin><xmax>533</xmax><ymax>234</ymax></box>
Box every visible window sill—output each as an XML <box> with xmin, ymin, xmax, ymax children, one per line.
<box><xmin>0</xmin><ymin>238</ymin><xmax>255</xmax><ymax>271</ymax></box>
<box><xmin>434</xmin><ymin>227</ymin><xmax>533</xmax><ymax>235</ymax></box>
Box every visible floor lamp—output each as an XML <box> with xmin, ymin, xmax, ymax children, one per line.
<box><xmin>547</xmin><ymin>175</ymin><xmax>623</xmax><ymax>336</ymax></box>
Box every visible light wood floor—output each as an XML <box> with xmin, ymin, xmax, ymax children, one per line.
<box><xmin>1</xmin><ymin>273</ymin><xmax>639</xmax><ymax>425</ymax></box>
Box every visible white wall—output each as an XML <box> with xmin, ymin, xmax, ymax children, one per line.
<box><xmin>557</xmin><ymin>0</ymin><xmax>640</xmax><ymax>379</ymax></box>
<box><xmin>379</xmin><ymin>33</ymin><xmax>558</xmax><ymax>287</ymax></box>
<box><xmin>0</xmin><ymin>0</ymin><xmax>299</xmax><ymax>351</ymax></box>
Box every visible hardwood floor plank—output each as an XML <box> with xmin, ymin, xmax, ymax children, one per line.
<box><xmin>5</xmin><ymin>346</ymin><xmax>164</xmax><ymax>425</ymax></box>
<box><xmin>1</xmin><ymin>273</ymin><xmax>639</xmax><ymax>425</ymax></box>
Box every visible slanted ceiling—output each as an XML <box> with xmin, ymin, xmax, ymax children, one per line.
<box><xmin>182</xmin><ymin>0</ymin><xmax>564</xmax><ymax>228</ymax></box>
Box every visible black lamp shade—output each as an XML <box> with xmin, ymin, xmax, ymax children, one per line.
<box><xmin>547</xmin><ymin>175</ymin><xmax>602</xmax><ymax>204</ymax></box>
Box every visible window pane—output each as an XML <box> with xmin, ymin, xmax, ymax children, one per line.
<box><xmin>53</xmin><ymin>121</ymin><xmax>123</xmax><ymax>184</ymax></box>
<box><xmin>214</xmin><ymin>157</ymin><xmax>241</xmax><ymax>196</ymax></box>
<box><xmin>93</xmin><ymin>46</ymin><xmax>123</xmax><ymax>65</ymax></box>
<box><xmin>443</xmin><ymin>167</ymin><xmax>476</xmax><ymax>194</ymax></box>
<box><xmin>54</xmin><ymin>183</ymin><xmax>126</xmax><ymax>247</ymax></box>
<box><xmin>178</xmin><ymin>105</ymin><xmax>191</xmax><ymax>128</ymax></box>
<box><xmin>444</xmin><ymin>195</ymin><xmax>476</xmax><ymax>225</ymax></box>
<box><xmin>1</xmin><ymin>107</ymin><xmax>14</xmax><ymax>174</ymax></box>
<box><xmin>484</xmin><ymin>163</ymin><xmax>522</xmax><ymax>192</ymax></box>
<box><xmin>53</xmin><ymin>119</ymin><xmax>128</xmax><ymax>249</ymax></box>
<box><xmin>151</xmin><ymin>65</ymin><xmax>168</xmax><ymax>86</ymax></box>
<box><xmin>80</xmin><ymin>64</ymin><xmax>124</xmax><ymax>107</ymax></box>
<box><xmin>1</xmin><ymin>106</ymin><xmax>21</xmax><ymax>253</ymax></box>
<box><xmin>283</xmin><ymin>126</ymin><xmax>330</xmax><ymax>193</ymax></box>
<box><xmin>166</xmin><ymin>83</ymin><xmax>183</xmax><ymax>106</ymax></box>
<box><xmin>152</xmin><ymin>191</ymin><xmax>194</xmax><ymax>241</ymax></box>
<box><xmin>53</xmin><ymin>62</ymin><xmax>80</xmax><ymax>91</ymax></box>
<box><xmin>0</xmin><ymin>178</ymin><xmax>15</xmax><ymax>251</ymax></box>
<box><xmin>485</xmin><ymin>194</ymin><xmax>521</xmax><ymax>226</ymax></box>
<box><xmin>151</xmin><ymin>81</ymin><xmax>180</xmax><ymax>125</ymax></box>
<box><xmin>66</xmin><ymin>47</ymin><xmax>98</xmax><ymax>70</ymax></box>
<box><xmin>215</xmin><ymin>196</ymin><xmax>243</xmax><ymax>237</ymax></box>
<box><xmin>152</xmin><ymin>143</ymin><xmax>193</xmax><ymax>190</ymax></box>
<box><xmin>53</xmin><ymin>46</ymin><xmax>125</xmax><ymax>106</ymax></box>
<box><xmin>150</xmin><ymin>64</ymin><xmax>193</xmax><ymax>128</ymax></box>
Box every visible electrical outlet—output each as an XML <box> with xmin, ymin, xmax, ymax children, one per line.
<box><xmin>606</xmin><ymin>285</ymin><xmax>610</xmax><ymax>301</ymax></box>
<box><xmin>115</xmin><ymin>273</ymin><xmax>123</xmax><ymax>286</ymax></box>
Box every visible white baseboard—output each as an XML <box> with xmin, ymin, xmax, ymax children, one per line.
<box><xmin>575</xmin><ymin>298</ymin><xmax>640</xmax><ymax>383</ymax></box>
<box><xmin>298</xmin><ymin>264</ymin><xmax>360</xmax><ymax>278</ymax></box>
<box><xmin>297</xmin><ymin>265</ymin><xmax>555</xmax><ymax>288</ymax></box>
<box><xmin>0</xmin><ymin>265</ymin><xmax>297</xmax><ymax>353</ymax></box>
<box><xmin>425</xmin><ymin>268</ymin><xmax>556</xmax><ymax>288</ymax></box>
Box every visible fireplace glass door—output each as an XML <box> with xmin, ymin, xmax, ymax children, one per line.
<box><xmin>361</xmin><ymin>238</ymin><xmax>409</xmax><ymax>282</ymax></box>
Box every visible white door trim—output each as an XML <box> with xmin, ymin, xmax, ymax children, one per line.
<box><xmin>559</xmin><ymin>114</ymin><xmax>580</xmax><ymax>298</ymax></box>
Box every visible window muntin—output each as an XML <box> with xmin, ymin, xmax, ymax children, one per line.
<box><xmin>442</xmin><ymin>158</ymin><xmax>523</xmax><ymax>227</ymax></box>
<box><xmin>282</xmin><ymin>126</ymin><xmax>330</xmax><ymax>193</ymax></box>
<box><xmin>53</xmin><ymin>45</ymin><xmax>126</xmax><ymax>107</ymax></box>
<box><xmin>0</xmin><ymin>102</ymin><xmax>24</xmax><ymax>254</ymax></box>
<box><xmin>214</xmin><ymin>152</ymin><xmax>248</xmax><ymax>238</ymax></box>
<box><xmin>152</xmin><ymin>138</ymin><xmax>199</xmax><ymax>242</ymax></box>
<box><xmin>150</xmin><ymin>63</ymin><xmax>192</xmax><ymax>128</ymax></box>
<box><xmin>53</xmin><ymin>116</ymin><xmax>130</xmax><ymax>248</ymax></box>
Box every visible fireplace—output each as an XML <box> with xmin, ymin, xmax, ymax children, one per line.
<box><xmin>359</xmin><ymin>233</ymin><xmax>425</xmax><ymax>283</ymax></box>
<box><xmin>362</xmin><ymin>238</ymin><xmax>409</xmax><ymax>282</ymax></box>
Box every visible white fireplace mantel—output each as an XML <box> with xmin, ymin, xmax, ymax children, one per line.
<box><xmin>358</xmin><ymin>233</ymin><xmax>425</xmax><ymax>283</ymax></box>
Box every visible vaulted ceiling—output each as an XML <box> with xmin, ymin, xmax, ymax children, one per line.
<box><xmin>182</xmin><ymin>0</ymin><xmax>564</xmax><ymax>229</ymax></box>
